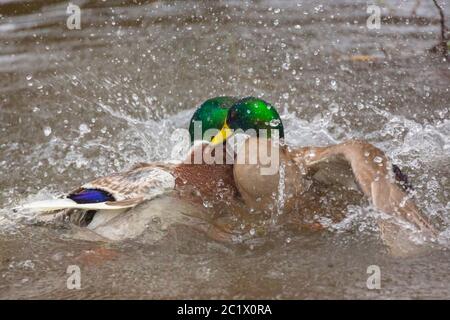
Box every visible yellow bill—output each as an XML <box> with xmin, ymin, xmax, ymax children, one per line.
<box><xmin>211</xmin><ymin>123</ymin><xmax>233</xmax><ymax>146</ymax></box>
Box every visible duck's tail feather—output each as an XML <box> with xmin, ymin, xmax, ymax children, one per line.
<box><xmin>23</xmin><ymin>164</ymin><xmax>176</xmax><ymax>221</ymax></box>
<box><xmin>22</xmin><ymin>197</ymin><xmax>138</xmax><ymax>213</ymax></box>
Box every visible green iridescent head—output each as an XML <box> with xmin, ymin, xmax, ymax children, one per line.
<box><xmin>211</xmin><ymin>97</ymin><xmax>284</xmax><ymax>145</ymax></box>
<box><xmin>188</xmin><ymin>96</ymin><xmax>238</xmax><ymax>143</ymax></box>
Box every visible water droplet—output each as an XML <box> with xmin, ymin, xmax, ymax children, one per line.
<box><xmin>79</xmin><ymin>123</ymin><xmax>91</xmax><ymax>135</ymax></box>
<box><xmin>249</xmin><ymin>228</ymin><xmax>256</xmax><ymax>236</ymax></box>
<box><xmin>43</xmin><ymin>126</ymin><xmax>52</xmax><ymax>136</ymax></box>
<box><xmin>330</xmin><ymin>80</ymin><xmax>337</xmax><ymax>90</ymax></box>
<box><xmin>329</xmin><ymin>103</ymin><xmax>339</xmax><ymax>113</ymax></box>
<box><xmin>373</xmin><ymin>156</ymin><xmax>383</xmax><ymax>164</ymax></box>
<box><xmin>286</xmin><ymin>237</ymin><xmax>291</xmax><ymax>244</ymax></box>
<box><xmin>270</xmin><ymin>119</ymin><xmax>281</xmax><ymax>127</ymax></box>
<box><xmin>202</xmin><ymin>200</ymin><xmax>213</xmax><ymax>208</ymax></box>
<box><xmin>26</xmin><ymin>74</ymin><xmax>32</xmax><ymax>81</ymax></box>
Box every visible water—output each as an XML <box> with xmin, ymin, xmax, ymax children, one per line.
<box><xmin>1</xmin><ymin>0</ymin><xmax>450</xmax><ymax>299</ymax></box>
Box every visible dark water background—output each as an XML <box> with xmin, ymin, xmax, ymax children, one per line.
<box><xmin>0</xmin><ymin>0</ymin><xmax>449</xmax><ymax>299</ymax></box>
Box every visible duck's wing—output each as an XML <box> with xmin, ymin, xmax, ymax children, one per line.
<box><xmin>293</xmin><ymin>140</ymin><xmax>437</xmax><ymax>238</ymax></box>
<box><xmin>23</xmin><ymin>163</ymin><xmax>176</xmax><ymax>213</ymax></box>
<box><xmin>306</xmin><ymin>153</ymin><xmax>360</xmax><ymax>191</ymax></box>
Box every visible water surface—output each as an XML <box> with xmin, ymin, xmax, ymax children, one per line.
<box><xmin>0</xmin><ymin>0</ymin><xmax>449</xmax><ymax>299</ymax></box>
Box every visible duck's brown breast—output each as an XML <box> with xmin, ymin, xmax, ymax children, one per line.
<box><xmin>173</xmin><ymin>163</ymin><xmax>239</xmax><ymax>205</ymax></box>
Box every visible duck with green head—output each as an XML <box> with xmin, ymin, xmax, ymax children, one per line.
<box><xmin>206</xmin><ymin>96</ymin><xmax>437</xmax><ymax>253</ymax></box>
<box><xmin>24</xmin><ymin>96</ymin><xmax>241</xmax><ymax>239</ymax></box>
<box><xmin>207</xmin><ymin>97</ymin><xmax>306</xmax><ymax>215</ymax></box>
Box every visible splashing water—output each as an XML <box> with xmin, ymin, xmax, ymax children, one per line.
<box><xmin>276</xmin><ymin>161</ymin><xmax>286</xmax><ymax>218</ymax></box>
<box><xmin>0</xmin><ymin>0</ymin><xmax>449</xmax><ymax>299</ymax></box>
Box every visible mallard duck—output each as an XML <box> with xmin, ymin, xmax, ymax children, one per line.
<box><xmin>207</xmin><ymin>97</ymin><xmax>437</xmax><ymax>249</ymax></box>
<box><xmin>23</xmin><ymin>97</ymin><xmax>240</xmax><ymax>235</ymax></box>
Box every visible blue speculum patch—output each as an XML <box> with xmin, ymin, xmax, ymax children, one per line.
<box><xmin>68</xmin><ymin>189</ymin><xmax>115</xmax><ymax>203</ymax></box>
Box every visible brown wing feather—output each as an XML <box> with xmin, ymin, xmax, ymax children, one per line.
<box><xmin>105</xmin><ymin>197</ymin><xmax>144</xmax><ymax>207</ymax></box>
<box><xmin>292</xmin><ymin>140</ymin><xmax>437</xmax><ymax>238</ymax></box>
<box><xmin>76</xmin><ymin>163</ymin><xmax>176</xmax><ymax>201</ymax></box>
